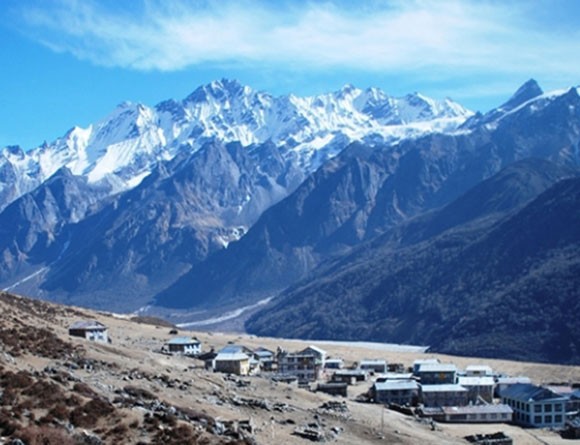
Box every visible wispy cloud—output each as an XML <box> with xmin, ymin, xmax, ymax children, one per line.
<box><xmin>15</xmin><ymin>0</ymin><xmax>580</xmax><ymax>83</ymax></box>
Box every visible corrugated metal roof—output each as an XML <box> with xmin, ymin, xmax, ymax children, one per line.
<box><xmin>458</xmin><ymin>376</ymin><xmax>495</xmax><ymax>386</ymax></box>
<box><xmin>215</xmin><ymin>352</ymin><xmax>250</xmax><ymax>361</ymax></box>
<box><xmin>69</xmin><ymin>320</ymin><xmax>107</xmax><ymax>330</ymax></box>
<box><xmin>301</xmin><ymin>345</ymin><xmax>327</xmax><ymax>356</ymax></box>
<box><xmin>465</xmin><ymin>365</ymin><xmax>493</xmax><ymax>373</ymax></box>
<box><xmin>418</xmin><ymin>363</ymin><xmax>457</xmax><ymax>373</ymax></box>
<box><xmin>375</xmin><ymin>380</ymin><xmax>419</xmax><ymax>391</ymax></box>
<box><xmin>219</xmin><ymin>344</ymin><xmax>246</xmax><ymax>354</ymax></box>
<box><xmin>360</xmin><ymin>359</ymin><xmax>387</xmax><ymax>365</ymax></box>
<box><xmin>421</xmin><ymin>384</ymin><xmax>468</xmax><ymax>393</ymax></box>
<box><xmin>501</xmin><ymin>383</ymin><xmax>567</xmax><ymax>402</ymax></box>
<box><xmin>441</xmin><ymin>404</ymin><xmax>513</xmax><ymax>415</ymax></box>
<box><xmin>165</xmin><ymin>337</ymin><xmax>200</xmax><ymax>345</ymax></box>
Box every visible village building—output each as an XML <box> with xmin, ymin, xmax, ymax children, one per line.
<box><xmin>161</xmin><ymin>337</ymin><xmax>201</xmax><ymax>356</ymax></box>
<box><xmin>277</xmin><ymin>348</ymin><xmax>324</xmax><ymax>382</ymax></box>
<box><xmin>214</xmin><ymin>352</ymin><xmax>251</xmax><ymax>376</ymax></box>
<box><xmin>375</xmin><ymin>372</ymin><xmax>414</xmax><ymax>383</ymax></box>
<box><xmin>324</xmin><ymin>358</ymin><xmax>344</xmax><ymax>370</ymax></box>
<box><xmin>372</xmin><ymin>380</ymin><xmax>419</xmax><ymax>406</ymax></box>
<box><xmin>197</xmin><ymin>350</ymin><xmax>218</xmax><ymax>370</ymax></box>
<box><xmin>254</xmin><ymin>347</ymin><xmax>276</xmax><ymax>371</ymax></box>
<box><xmin>422</xmin><ymin>404</ymin><xmax>513</xmax><ymax>423</ymax></box>
<box><xmin>300</xmin><ymin>345</ymin><xmax>327</xmax><ymax>365</ymax></box>
<box><xmin>417</xmin><ymin>363</ymin><xmax>457</xmax><ymax>385</ymax></box>
<box><xmin>465</xmin><ymin>365</ymin><xmax>494</xmax><ymax>377</ymax></box>
<box><xmin>316</xmin><ymin>382</ymin><xmax>348</xmax><ymax>397</ymax></box>
<box><xmin>221</xmin><ymin>345</ymin><xmax>261</xmax><ymax>371</ymax></box>
<box><xmin>566</xmin><ymin>389</ymin><xmax>580</xmax><ymax>413</ymax></box>
<box><xmin>68</xmin><ymin>320</ymin><xmax>109</xmax><ymax>343</ymax></box>
<box><xmin>359</xmin><ymin>359</ymin><xmax>388</xmax><ymax>374</ymax></box>
<box><xmin>412</xmin><ymin>358</ymin><xmax>440</xmax><ymax>375</ymax></box>
<box><xmin>501</xmin><ymin>383</ymin><xmax>567</xmax><ymax>428</ymax></box>
<box><xmin>331</xmin><ymin>369</ymin><xmax>368</xmax><ymax>385</ymax></box>
<box><xmin>458</xmin><ymin>376</ymin><xmax>495</xmax><ymax>403</ymax></box>
<box><xmin>420</xmin><ymin>384</ymin><xmax>469</xmax><ymax>407</ymax></box>
<box><xmin>494</xmin><ymin>376</ymin><xmax>532</xmax><ymax>397</ymax></box>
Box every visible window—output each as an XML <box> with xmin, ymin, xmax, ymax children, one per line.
<box><xmin>534</xmin><ymin>404</ymin><xmax>542</xmax><ymax>413</ymax></box>
<box><xmin>555</xmin><ymin>415</ymin><xmax>562</xmax><ymax>423</ymax></box>
<box><xmin>545</xmin><ymin>404</ymin><xmax>552</xmax><ymax>412</ymax></box>
<box><xmin>534</xmin><ymin>415</ymin><xmax>542</xmax><ymax>424</ymax></box>
<box><xmin>555</xmin><ymin>404</ymin><xmax>563</xmax><ymax>412</ymax></box>
<box><xmin>545</xmin><ymin>415</ymin><xmax>552</xmax><ymax>424</ymax></box>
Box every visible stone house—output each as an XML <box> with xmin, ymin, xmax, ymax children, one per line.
<box><xmin>162</xmin><ymin>337</ymin><xmax>201</xmax><ymax>356</ymax></box>
<box><xmin>458</xmin><ymin>376</ymin><xmax>495</xmax><ymax>403</ymax></box>
<box><xmin>373</xmin><ymin>380</ymin><xmax>419</xmax><ymax>406</ymax></box>
<box><xmin>420</xmin><ymin>384</ymin><xmax>469</xmax><ymax>407</ymax></box>
<box><xmin>68</xmin><ymin>320</ymin><xmax>108</xmax><ymax>343</ymax></box>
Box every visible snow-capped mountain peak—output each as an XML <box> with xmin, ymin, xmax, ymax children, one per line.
<box><xmin>0</xmin><ymin>79</ymin><xmax>474</xmax><ymax>211</ymax></box>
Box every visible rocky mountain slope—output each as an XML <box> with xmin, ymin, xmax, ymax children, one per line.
<box><xmin>0</xmin><ymin>80</ymin><xmax>472</xmax><ymax>310</ymax></box>
<box><xmin>246</xmin><ymin>161</ymin><xmax>580</xmax><ymax>364</ymax></box>
<box><xmin>156</xmin><ymin>81</ymin><xmax>580</xmax><ymax>313</ymax></box>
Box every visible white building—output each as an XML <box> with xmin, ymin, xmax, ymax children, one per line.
<box><xmin>501</xmin><ymin>383</ymin><xmax>567</xmax><ymax>428</ymax></box>
<box><xmin>162</xmin><ymin>337</ymin><xmax>201</xmax><ymax>356</ymax></box>
<box><xmin>68</xmin><ymin>320</ymin><xmax>108</xmax><ymax>343</ymax></box>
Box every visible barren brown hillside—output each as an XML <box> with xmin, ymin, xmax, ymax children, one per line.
<box><xmin>0</xmin><ymin>291</ymin><xmax>577</xmax><ymax>444</ymax></box>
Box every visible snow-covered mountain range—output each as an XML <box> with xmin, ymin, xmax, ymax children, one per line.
<box><xmin>0</xmin><ymin>79</ymin><xmax>472</xmax><ymax>212</ymax></box>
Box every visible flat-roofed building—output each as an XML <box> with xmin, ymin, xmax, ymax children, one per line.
<box><xmin>373</xmin><ymin>380</ymin><xmax>419</xmax><ymax>406</ymax></box>
<box><xmin>465</xmin><ymin>365</ymin><xmax>493</xmax><ymax>377</ymax></box>
<box><xmin>359</xmin><ymin>359</ymin><xmax>387</xmax><ymax>374</ymax></box>
<box><xmin>421</xmin><ymin>384</ymin><xmax>469</xmax><ymax>407</ymax></box>
<box><xmin>458</xmin><ymin>376</ymin><xmax>495</xmax><ymax>403</ymax></box>
<box><xmin>417</xmin><ymin>363</ymin><xmax>457</xmax><ymax>385</ymax></box>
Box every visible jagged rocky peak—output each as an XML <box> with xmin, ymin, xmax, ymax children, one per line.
<box><xmin>501</xmin><ymin>79</ymin><xmax>544</xmax><ymax>111</ymax></box>
<box><xmin>185</xmin><ymin>78</ymin><xmax>250</xmax><ymax>103</ymax></box>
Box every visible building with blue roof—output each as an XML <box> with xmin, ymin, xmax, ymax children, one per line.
<box><xmin>501</xmin><ymin>383</ymin><xmax>567</xmax><ymax>428</ymax></box>
<box><xmin>162</xmin><ymin>336</ymin><xmax>201</xmax><ymax>356</ymax></box>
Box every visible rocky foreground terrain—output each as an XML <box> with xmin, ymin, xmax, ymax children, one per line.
<box><xmin>0</xmin><ymin>291</ymin><xmax>579</xmax><ymax>445</ymax></box>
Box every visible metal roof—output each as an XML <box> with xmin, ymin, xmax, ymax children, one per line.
<box><xmin>375</xmin><ymin>373</ymin><xmax>414</xmax><ymax>382</ymax></box>
<box><xmin>465</xmin><ymin>365</ymin><xmax>493</xmax><ymax>373</ymax></box>
<box><xmin>165</xmin><ymin>337</ymin><xmax>200</xmax><ymax>345</ymax></box>
<box><xmin>215</xmin><ymin>352</ymin><xmax>250</xmax><ymax>361</ymax></box>
<box><xmin>69</xmin><ymin>320</ymin><xmax>107</xmax><ymax>330</ymax></box>
<box><xmin>219</xmin><ymin>344</ymin><xmax>246</xmax><ymax>354</ymax></box>
<box><xmin>360</xmin><ymin>359</ymin><xmax>387</xmax><ymax>365</ymax></box>
<box><xmin>421</xmin><ymin>384</ymin><xmax>468</xmax><ymax>393</ymax></box>
<box><xmin>500</xmin><ymin>383</ymin><xmax>567</xmax><ymax>402</ymax></box>
<box><xmin>441</xmin><ymin>404</ymin><xmax>513</xmax><ymax>415</ymax></box>
<box><xmin>375</xmin><ymin>380</ymin><xmax>419</xmax><ymax>391</ymax></box>
<box><xmin>301</xmin><ymin>345</ymin><xmax>327</xmax><ymax>356</ymax></box>
<box><xmin>496</xmin><ymin>376</ymin><xmax>532</xmax><ymax>384</ymax></box>
<box><xmin>418</xmin><ymin>363</ymin><xmax>457</xmax><ymax>373</ymax></box>
<box><xmin>458</xmin><ymin>376</ymin><xmax>495</xmax><ymax>386</ymax></box>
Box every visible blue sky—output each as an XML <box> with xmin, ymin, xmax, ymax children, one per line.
<box><xmin>1</xmin><ymin>0</ymin><xmax>580</xmax><ymax>151</ymax></box>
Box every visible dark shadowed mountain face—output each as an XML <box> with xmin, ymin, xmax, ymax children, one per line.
<box><xmin>0</xmin><ymin>168</ymin><xmax>109</xmax><ymax>283</ymax></box>
<box><xmin>245</xmin><ymin>164</ymin><xmax>580</xmax><ymax>365</ymax></box>
<box><xmin>0</xmin><ymin>140</ymin><xmax>305</xmax><ymax>311</ymax></box>
<box><xmin>154</xmin><ymin>83</ymin><xmax>580</xmax><ymax>311</ymax></box>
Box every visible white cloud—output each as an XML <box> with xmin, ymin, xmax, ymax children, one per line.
<box><xmin>17</xmin><ymin>0</ymin><xmax>580</xmax><ymax>83</ymax></box>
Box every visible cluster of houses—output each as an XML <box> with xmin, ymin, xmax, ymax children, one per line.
<box><xmin>68</xmin><ymin>320</ymin><xmax>580</xmax><ymax>435</ymax></box>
